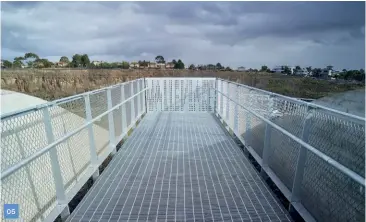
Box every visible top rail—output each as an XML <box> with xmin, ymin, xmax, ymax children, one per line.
<box><xmin>0</xmin><ymin>79</ymin><xmax>142</xmax><ymax>120</ymax></box>
<box><xmin>217</xmin><ymin>78</ymin><xmax>365</xmax><ymax>123</ymax></box>
<box><xmin>214</xmin><ymin>88</ymin><xmax>365</xmax><ymax>186</ymax></box>
<box><xmin>1</xmin><ymin>87</ymin><xmax>148</xmax><ymax>180</ymax></box>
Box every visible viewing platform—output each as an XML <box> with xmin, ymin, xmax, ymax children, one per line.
<box><xmin>1</xmin><ymin>78</ymin><xmax>364</xmax><ymax>222</ymax></box>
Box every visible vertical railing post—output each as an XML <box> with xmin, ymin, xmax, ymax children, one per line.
<box><xmin>289</xmin><ymin>106</ymin><xmax>314</xmax><ymax>211</ymax></box>
<box><xmin>143</xmin><ymin>78</ymin><xmax>147</xmax><ymax>113</ymax></box>
<box><xmin>220</xmin><ymin>80</ymin><xmax>223</xmax><ymax>116</ymax></box>
<box><xmin>121</xmin><ymin>84</ymin><xmax>127</xmax><ymax>135</ymax></box>
<box><xmin>234</xmin><ymin>84</ymin><xmax>239</xmax><ymax>134</ymax></box>
<box><xmin>43</xmin><ymin>107</ymin><xmax>70</xmax><ymax>220</ymax></box>
<box><xmin>130</xmin><ymin>81</ymin><xmax>135</xmax><ymax>122</ymax></box>
<box><xmin>214</xmin><ymin>78</ymin><xmax>217</xmax><ymax>113</ymax></box>
<box><xmin>84</xmin><ymin>94</ymin><xmax>99</xmax><ymax>180</ymax></box>
<box><xmin>207</xmin><ymin>82</ymin><xmax>210</xmax><ymax>112</ymax></box>
<box><xmin>225</xmin><ymin>82</ymin><xmax>230</xmax><ymax>121</ymax></box>
<box><xmin>107</xmin><ymin>88</ymin><xmax>116</xmax><ymax>155</ymax></box>
<box><xmin>137</xmin><ymin>79</ymin><xmax>141</xmax><ymax>117</ymax></box>
<box><xmin>260</xmin><ymin>122</ymin><xmax>272</xmax><ymax>177</ymax></box>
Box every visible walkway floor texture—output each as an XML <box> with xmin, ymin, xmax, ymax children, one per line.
<box><xmin>67</xmin><ymin>112</ymin><xmax>292</xmax><ymax>222</ymax></box>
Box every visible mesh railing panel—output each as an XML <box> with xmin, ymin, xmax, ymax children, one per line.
<box><xmin>145</xmin><ymin>78</ymin><xmax>216</xmax><ymax>112</ymax></box>
<box><xmin>301</xmin><ymin>152</ymin><xmax>365</xmax><ymax>222</ymax></box>
<box><xmin>308</xmin><ymin>110</ymin><xmax>365</xmax><ymax>176</ymax></box>
<box><xmin>1</xmin><ymin>110</ymin><xmax>47</xmax><ymax>171</ymax></box>
<box><xmin>216</xmin><ymin>78</ymin><xmax>365</xmax><ymax>222</ymax></box>
<box><xmin>1</xmin><ymin>79</ymin><xmax>145</xmax><ymax>222</ymax></box>
<box><xmin>244</xmin><ymin>114</ymin><xmax>265</xmax><ymax>157</ymax></box>
<box><xmin>1</xmin><ymin>153</ymin><xmax>57</xmax><ymax>222</ymax></box>
<box><xmin>90</xmin><ymin>90</ymin><xmax>108</xmax><ymax>119</ymax></box>
<box><xmin>27</xmin><ymin>152</ymin><xmax>57</xmax><ymax>219</ymax></box>
<box><xmin>267</xmin><ymin>127</ymin><xmax>300</xmax><ymax>190</ymax></box>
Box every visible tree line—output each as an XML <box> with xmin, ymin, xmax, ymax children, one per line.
<box><xmin>2</xmin><ymin>53</ymin><xmax>364</xmax><ymax>82</ymax></box>
<box><xmin>258</xmin><ymin>64</ymin><xmax>365</xmax><ymax>82</ymax></box>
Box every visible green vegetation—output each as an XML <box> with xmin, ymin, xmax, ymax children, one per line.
<box><xmin>155</xmin><ymin>55</ymin><xmax>165</xmax><ymax>64</ymax></box>
<box><xmin>59</xmin><ymin>56</ymin><xmax>70</xmax><ymax>63</ymax></box>
<box><xmin>173</xmin><ymin>59</ymin><xmax>185</xmax><ymax>69</ymax></box>
<box><xmin>264</xmin><ymin>76</ymin><xmax>364</xmax><ymax>99</ymax></box>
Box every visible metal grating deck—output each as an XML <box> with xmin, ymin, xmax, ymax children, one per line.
<box><xmin>67</xmin><ymin>112</ymin><xmax>292</xmax><ymax>222</ymax></box>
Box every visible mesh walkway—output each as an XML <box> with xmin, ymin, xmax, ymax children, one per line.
<box><xmin>67</xmin><ymin>112</ymin><xmax>291</xmax><ymax>222</ymax></box>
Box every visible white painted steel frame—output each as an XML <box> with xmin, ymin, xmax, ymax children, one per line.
<box><xmin>214</xmin><ymin>78</ymin><xmax>365</xmax><ymax>222</ymax></box>
<box><xmin>145</xmin><ymin>77</ymin><xmax>216</xmax><ymax>112</ymax></box>
<box><xmin>1</xmin><ymin>79</ymin><xmax>147</xmax><ymax>222</ymax></box>
<box><xmin>2</xmin><ymin>77</ymin><xmax>364</xmax><ymax>222</ymax></box>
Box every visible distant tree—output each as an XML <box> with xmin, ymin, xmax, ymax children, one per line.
<box><xmin>342</xmin><ymin>69</ymin><xmax>347</xmax><ymax>73</ymax></box>
<box><xmin>3</xmin><ymin>60</ymin><xmax>12</xmax><ymax>68</ymax></box>
<box><xmin>33</xmin><ymin>58</ymin><xmax>53</xmax><ymax>68</ymax></box>
<box><xmin>13</xmin><ymin>56</ymin><xmax>26</xmax><ymax>68</ymax></box>
<box><xmin>253</xmin><ymin>69</ymin><xmax>258</xmax><ymax>72</ymax></box>
<box><xmin>100</xmin><ymin>62</ymin><xmax>111</xmax><ymax>69</ymax></box>
<box><xmin>172</xmin><ymin>59</ymin><xmax>177</xmax><ymax>65</ymax></box>
<box><xmin>282</xmin><ymin>66</ymin><xmax>292</xmax><ymax>75</ymax></box>
<box><xmin>326</xmin><ymin>65</ymin><xmax>333</xmax><ymax>71</ymax></box>
<box><xmin>295</xmin><ymin>65</ymin><xmax>301</xmax><ymax>70</ymax></box>
<box><xmin>225</xmin><ymin>66</ymin><xmax>233</xmax><ymax>71</ymax></box>
<box><xmin>81</xmin><ymin>54</ymin><xmax>90</xmax><ymax>67</ymax></box>
<box><xmin>174</xmin><ymin>59</ymin><xmax>185</xmax><ymax>69</ymax></box>
<box><xmin>14</xmin><ymin>56</ymin><xmax>25</xmax><ymax>62</ymax></box>
<box><xmin>207</xmin><ymin>64</ymin><xmax>215</xmax><ymax>70</ymax></box>
<box><xmin>216</xmin><ymin>63</ymin><xmax>223</xmax><ymax>70</ymax></box>
<box><xmin>260</xmin><ymin>65</ymin><xmax>268</xmax><ymax>72</ymax></box>
<box><xmin>110</xmin><ymin>62</ymin><xmax>119</xmax><ymax>68</ymax></box>
<box><xmin>24</xmin><ymin>52</ymin><xmax>39</xmax><ymax>68</ymax></box>
<box><xmin>121</xmin><ymin>61</ymin><xmax>129</xmax><ymax>69</ymax></box>
<box><xmin>155</xmin><ymin>55</ymin><xmax>165</xmax><ymax>64</ymax></box>
<box><xmin>312</xmin><ymin>68</ymin><xmax>322</xmax><ymax>77</ymax></box>
<box><xmin>138</xmin><ymin>60</ymin><xmax>149</xmax><ymax>67</ymax></box>
<box><xmin>71</xmin><ymin>54</ymin><xmax>82</xmax><ymax>67</ymax></box>
<box><xmin>24</xmin><ymin>52</ymin><xmax>39</xmax><ymax>60</ymax></box>
<box><xmin>189</xmin><ymin>64</ymin><xmax>196</xmax><ymax>70</ymax></box>
<box><xmin>60</xmin><ymin>56</ymin><xmax>70</xmax><ymax>63</ymax></box>
<box><xmin>306</xmin><ymin>66</ymin><xmax>312</xmax><ymax>73</ymax></box>
<box><xmin>13</xmin><ymin>60</ymin><xmax>23</xmax><ymax>68</ymax></box>
<box><xmin>197</xmin><ymin>65</ymin><xmax>206</xmax><ymax>70</ymax></box>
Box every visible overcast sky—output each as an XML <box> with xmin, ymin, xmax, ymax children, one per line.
<box><xmin>1</xmin><ymin>1</ymin><xmax>365</xmax><ymax>70</ymax></box>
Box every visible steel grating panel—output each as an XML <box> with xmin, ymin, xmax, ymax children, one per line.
<box><xmin>67</xmin><ymin>112</ymin><xmax>291</xmax><ymax>222</ymax></box>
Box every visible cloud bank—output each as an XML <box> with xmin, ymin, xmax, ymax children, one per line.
<box><xmin>1</xmin><ymin>1</ymin><xmax>365</xmax><ymax>70</ymax></box>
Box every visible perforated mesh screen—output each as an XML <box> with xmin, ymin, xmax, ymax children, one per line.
<box><xmin>146</xmin><ymin>78</ymin><xmax>216</xmax><ymax>112</ymax></box>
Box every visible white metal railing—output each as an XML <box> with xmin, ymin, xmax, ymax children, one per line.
<box><xmin>215</xmin><ymin>78</ymin><xmax>365</xmax><ymax>222</ymax></box>
<box><xmin>145</xmin><ymin>77</ymin><xmax>216</xmax><ymax>112</ymax></box>
<box><xmin>1</xmin><ymin>79</ymin><xmax>147</xmax><ymax>222</ymax></box>
<box><xmin>1</xmin><ymin>77</ymin><xmax>365</xmax><ymax>222</ymax></box>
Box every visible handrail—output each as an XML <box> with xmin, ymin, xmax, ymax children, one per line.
<box><xmin>1</xmin><ymin>87</ymin><xmax>148</xmax><ymax>180</ymax></box>
<box><xmin>217</xmin><ymin>78</ymin><xmax>365</xmax><ymax>123</ymax></box>
<box><xmin>213</xmin><ymin>88</ymin><xmax>365</xmax><ymax>186</ymax></box>
<box><xmin>0</xmin><ymin>79</ymin><xmax>142</xmax><ymax>120</ymax></box>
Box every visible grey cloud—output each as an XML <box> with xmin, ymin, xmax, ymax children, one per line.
<box><xmin>1</xmin><ymin>1</ymin><xmax>365</xmax><ymax>69</ymax></box>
